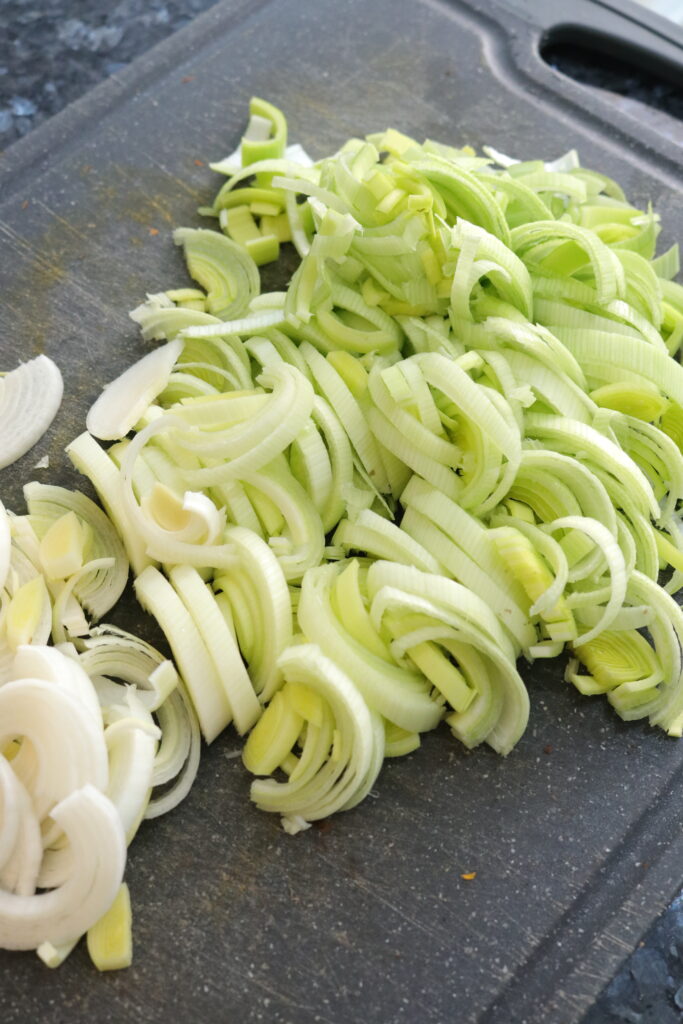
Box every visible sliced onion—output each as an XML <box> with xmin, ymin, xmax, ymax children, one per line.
<box><xmin>0</xmin><ymin>785</ymin><xmax>125</xmax><ymax>950</ymax></box>
<box><xmin>0</xmin><ymin>356</ymin><xmax>63</xmax><ymax>470</ymax></box>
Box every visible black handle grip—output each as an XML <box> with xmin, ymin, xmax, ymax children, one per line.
<box><xmin>503</xmin><ymin>0</ymin><xmax>683</xmax><ymax>81</ymax></box>
<box><xmin>478</xmin><ymin>0</ymin><xmax>683</xmax><ymax>180</ymax></box>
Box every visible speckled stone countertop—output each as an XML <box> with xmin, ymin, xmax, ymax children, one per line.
<box><xmin>2</xmin><ymin>3</ymin><xmax>683</xmax><ymax>1021</ymax></box>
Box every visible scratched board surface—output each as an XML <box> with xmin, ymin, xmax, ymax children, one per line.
<box><xmin>2</xmin><ymin>1</ymin><xmax>683</xmax><ymax>1021</ymax></box>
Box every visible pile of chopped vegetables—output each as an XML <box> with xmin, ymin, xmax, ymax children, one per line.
<box><xmin>2</xmin><ymin>97</ymin><xmax>683</xmax><ymax>970</ymax></box>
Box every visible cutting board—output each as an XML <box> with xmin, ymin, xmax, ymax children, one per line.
<box><xmin>2</xmin><ymin>1</ymin><xmax>683</xmax><ymax>1021</ymax></box>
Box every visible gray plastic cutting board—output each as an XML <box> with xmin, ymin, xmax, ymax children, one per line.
<box><xmin>2</xmin><ymin>1</ymin><xmax>683</xmax><ymax>1021</ymax></box>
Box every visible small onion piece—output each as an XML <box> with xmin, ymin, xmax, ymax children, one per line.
<box><xmin>0</xmin><ymin>356</ymin><xmax>63</xmax><ymax>471</ymax></box>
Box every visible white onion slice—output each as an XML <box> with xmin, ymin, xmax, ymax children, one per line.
<box><xmin>0</xmin><ymin>356</ymin><xmax>63</xmax><ymax>470</ymax></box>
<box><xmin>0</xmin><ymin>755</ymin><xmax>21</xmax><ymax>873</ymax></box>
<box><xmin>86</xmin><ymin>339</ymin><xmax>183</xmax><ymax>441</ymax></box>
<box><xmin>0</xmin><ymin>784</ymin><xmax>125</xmax><ymax>950</ymax></box>
<box><xmin>13</xmin><ymin>645</ymin><xmax>102</xmax><ymax>728</ymax></box>
<box><xmin>0</xmin><ymin>502</ymin><xmax>9</xmax><ymax>594</ymax></box>
<box><xmin>0</xmin><ymin>763</ymin><xmax>42</xmax><ymax>896</ymax></box>
<box><xmin>0</xmin><ymin>679</ymin><xmax>108</xmax><ymax>822</ymax></box>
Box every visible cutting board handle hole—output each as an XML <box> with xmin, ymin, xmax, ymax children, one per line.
<box><xmin>540</xmin><ymin>25</ymin><xmax>683</xmax><ymax>125</ymax></box>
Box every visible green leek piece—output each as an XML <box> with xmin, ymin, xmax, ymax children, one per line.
<box><xmin>222</xmin><ymin>205</ymin><xmax>261</xmax><ymax>245</ymax></box>
<box><xmin>39</xmin><ymin>511</ymin><xmax>85</xmax><ymax>580</ymax></box>
<box><xmin>173</xmin><ymin>227</ymin><xmax>259</xmax><ymax>318</ymax></box>
<box><xmin>6</xmin><ymin>575</ymin><xmax>50</xmax><ymax>650</ymax></box>
<box><xmin>384</xmin><ymin>720</ymin><xmax>421</xmax><ymax>757</ymax></box>
<box><xmin>590</xmin><ymin>381</ymin><xmax>668</xmax><ymax>421</ymax></box>
<box><xmin>246</xmin><ymin>234</ymin><xmax>280</xmax><ymax>266</ymax></box>
<box><xmin>86</xmin><ymin>884</ymin><xmax>133</xmax><ymax>971</ymax></box>
<box><xmin>241</xmin><ymin>97</ymin><xmax>288</xmax><ymax>167</ymax></box>
<box><xmin>260</xmin><ymin>212</ymin><xmax>292</xmax><ymax>243</ymax></box>
<box><xmin>491</xmin><ymin>525</ymin><xmax>576</xmax><ymax>642</ymax></box>
<box><xmin>251</xmin><ymin>201</ymin><xmax>282</xmax><ymax>217</ymax></box>
<box><xmin>572</xmin><ymin>630</ymin><xmax>663</xmax><ymax>698</ymax></box>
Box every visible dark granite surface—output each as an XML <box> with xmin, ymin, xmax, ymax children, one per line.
<box><xmin>1</xmin><ymin>1</ymin><xmax>683</xmax><ymax>1021</ymax></box>
<box><xmin>0</xmin><ymin>0</ymin><xmax>219</xmax><ymax>146</ymax></box>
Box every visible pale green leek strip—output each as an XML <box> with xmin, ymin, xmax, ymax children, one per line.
<box><xmin>174</xmin><ymin>228</ymin><xmax>260</xmax><ymax>319</ymax></box>
<box><xmin>400</xmin><ymin>506</ymin><xmax>535</xmax><ymax>652</ymax></box>
<box><xmin>508</xmin><ymin>455</ymin><xmax>615</xmax><ymax>572</ymax></box>
<box><xmin>383</xmin><ymin>721</ymin><xmax>421</xmax><ymax>757</ymax></box>
<box><xmin>289</xmin><ymin>419</ymin><xmax>334</xmax><ymax>520</ymax></box>
<box><xmin>557</xmin><ymin>329</ymin><xmax>683</xmax><ymax>406</ymax></box>
<box><xmin>173</xmin><ymin>363</ymin><xmax>314</xmax><ymax>486</ymax></box>
<box><xmin>510</xmin><ymin>219</ymin><xmax>625</xmax><ymax>304</ymax></box>
<box><xmin>416</xmin><ymin>352</ymin><xmax>521</xmax><ymax>461</ymax></box>
<box><xmin>66</xmin><ymin>433</ymin><xmax>152</xmax><ymax>576</ymax></box>
<box><xmin>449</xmin><ymin>218</ymin><xmax>533</xmax><ymax>320</ymax></box>
<box><xmin>247</xmin><ymin>644</ymin><xmax>384</xmax><ymax>832</ymax></box>
<box><xmin>652</xmin><ymin>243</ymin><xmax>680</xmax><ymax>281</ymax></box>
<box><xmin>626</xmin><ymin>572</ymin><xmax>683</xmax><ymax>734</ymax></box>
<box><xmin>216</xmin><ymin>525</ymin><xmax>292</xmax><ymax>702</ymax></box>
<box><xmin>130</xmin><ymin>293</ymin><xmax>222</xmax><ymax>342</ymax></box>
<box><xmin>610</xmin><ymin>414</ymin><xmax>683</xmax><ymax>523</ymax></box>
<box><xmin>118</xmin><ymin>417</ymin><xmax>239</xmax><ymax>570</ymax></box>
<box><xmin>333</xmin><ymin>508</ymin><xmax>440</xmax><ymax>573</ymax></box>
<box><xmin>168</xmin><ymin>565</ymin><xmax>261</xmax><ymax>734</ymax></box>
<box><xmin>134</xmin><ymin>566</ymin><xmax>231</xmax><ymax>743</ymax></box>
<box><xmin>568</xmin><ymin>630</ymin><xmax>663</xmax><ymax>705</ymax></box>
<box><xmin>146</xmin><ymin>685</ymin><xmax>201</xmax><ymax>818</ymax></box>
<box><xmin>500</xmin><ymin>349</ymin><xmax>596</xmax><ymax>422</ymax></box>
<box><xmin>241</xmin><ymin>459</ymin><xmax>325</xmax><ymax>582</ymax></box>
<box><xmin>365</xmin><ymin>404</ymin><xmax>462</xmax><ymax>502</ymax></box>
<box><xmin>488</xmin><ymin>515</ymin><xmax>569</xmax><ymax>619</ymax></box>
<box><xmin>408</xmin><ymin>156</ymin><xmax>512</xmax><ymax>244</ymax></box>
<box><xmin>241</xmin><ymin>97</ymin><xmax>288</xmax><ymax>166</ymax></box>
<box><xmin>366</xmin><ymin>563</ymin><xmax>528</xmax><ymax>754</ymax></box>
<box><xmin>524</xmin><ymin>413</ymin><xmax>660</xmax><ymax>521</ymax></box>
<box><xmin>543</xmin><ymin>516</ymin><xmax>627</xmax><ymax>644</ymax></box>
<box><xmin>478</xmin><ymin>171</ymin><xmax>552</xmax><ymax>225</ymax></box>
<box><xmin>300</xmin><ymin>342</ymin><xmax>391</xmax><ymax>493</ymax></box>
<box><xmin>474</xmin><ymin>318</ymin><xmax>587</xmax><ymax>388</ymax></box>
<box><xmin>367</xmin><ymin>362</ymin><xmax>460</xmax><ymax>465</ymax></box>
<box><xmin>310</xmin><ymin>396</ymin><xmax>354</xmax><ymax>532</ymax></box>
<box><xmin>401</xmin><ymin>475</ymin><xmax>531</xmax><ymax>611</ymax></box>
<box><xmin>24</xmin><ymin>483</ymin><xmax>129</xmax><ymax>621</ymax></box>
<box><xmin>297</xmin><ymin>563</ymin><xmax>441</xmax><ymax>733</ymax></box>
<box><xmin>366</xmin><ymin>560</ymin><xmax>518</xmax><ymax>666</ymax></box>
<box><xmin>534</xmin><ymin>296</ymin><xmax>648</xmax><ymax>342</ymax></box>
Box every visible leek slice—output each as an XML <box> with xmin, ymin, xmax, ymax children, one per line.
<box><xmin>24</xmin><ymin>483</ymin><xmax>129</xmax><ymax>620</ymax></box>
<box><xmin>134</xmin><ymin>567</ymin><xmax>231</xmax><ymax>743</ymax></box>
<box><xmin>168</xmin><ymin>565</ymin><xmax>261</xmax><ymax>733</ymax></box>
<box><xmin>247</xmin><ymin>644</ymin><xmax>384</xmax><ymax>832</ymax></box>
<box><xmin>86</xmin><ymin>882</ymin><xmax>132</xmax><ymax>971</ymax></box>
<box><xmin>173</xmin><ymin>228</ymin><xmax>259</xmax><ymax>318</ymax></box>
<box><xmin>297</xmin><ymin>563</ymin><xmax>440</xmax><ymax>733</ymax></box>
